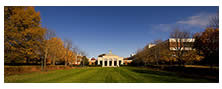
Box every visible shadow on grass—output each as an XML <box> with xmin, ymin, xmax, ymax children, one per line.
<box><xmin>126</xmin><ymin>67</ymin><xmax>218</xmax><ymax>83</ymax></box>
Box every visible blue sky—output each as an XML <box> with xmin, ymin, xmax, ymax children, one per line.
<box><xmin>35</xmin><ymin>6</ymin><xmax>218</xmax><ymax>58</ymax></box>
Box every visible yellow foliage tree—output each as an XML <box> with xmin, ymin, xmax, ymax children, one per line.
<box><xmin>194</xmin><ymin>27</ymin><xmax>219</xmax><ymax>66</ymax></box>
<box><xmin>4</xmin><ymin>6</ymin><xmax>46</xmax><ymax>64</ymax></box>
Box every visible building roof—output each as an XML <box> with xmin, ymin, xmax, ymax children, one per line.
<box><xmin>98</xmin><ymin>50</ymin><xmax>119</xmax><ymax>57</ymax></box>
<box><xmin>91</xmin><ymin>57</ymin><xmax>96</xmax><ymax>60</ymax></box>
<box><xmin>169</xmin><ymin>38</ymin><xmax>195</xmax><ymax>42</ymax></box>
<box><xmin>105</xmin><ymin>53</ymin><xmax>118</xmax><ymax>57</ymax></box>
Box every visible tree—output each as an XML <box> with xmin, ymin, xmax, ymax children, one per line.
<box><xmin>153</xmin><ymin>41</ymin><xmax>174</xmax><ymax>65</ymax></box>
<box><xmin>47</xmin><ymin>37</ymin><xmax>64</xmax><ymax>65</ymax></box>
<box><xmin>4</xmin><ymin>6</ymin><xmax>46</xmax><ymax>64</ymax></box>
<box><xmin>194</xmin><ymin>27</ymin><xmax>219</xmax><ymax>66</ymax></box>
<box><xmin>81</xmin><ymin>56</ymin><xmax>89</xmax><ymax>67</ymax></box>
<box><xmin>66</xmin><ymin>50</ymin><xmax>77</xmax><ymax>65</ymax></box>
<box><xmin>169</xmin><ymin>28</ymin><xmax>192</xmax><ymax>66</ymax></box>
<box><xmin>152</xmin><ymin>40</ymin><xmax>163</xmax><ymax>65</ymax></box>
<box><xmin>208</xmin><ymin>12</ymin><xmax>219</xmax><ymax>29</ymax></box>
<box><xmin>42</xmin><ymin>30</ymin><xmax>56</xmax><ymax>70</ymax></box>
<box><xmin>57</xmin><ymin>42</ymin><xmax>66</xmax><ymax>64</ymax></box>
<box><xmin>64</xmin><ymin>39</ymin><xmax>72</xmax><ymax>66</ymax></box>
<box><xmin>134</xmin><ymin>48</ymin><xmax>146</xmax><ymax>66</ymax></box>
<box><xmin>182</xmin><ymin>50</ymin><xmax>204</xmax><ymax>64</ymax></box>
<box><xmin>78</xmin><ymin>50</ymin><xmax>87</xmax><ymax>67</ymax></box>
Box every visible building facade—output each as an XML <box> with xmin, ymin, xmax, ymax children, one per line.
<box><xmin>88</xmin><ymin>57</ymin><xmax>96</xmax><ymax>65</ymax></box>
<box><xmin>97</xmin><ymin>50</ymin><xmax>124</xmax><ymax>67</ymax></box>
<box><xmin>148</xmin><ymin>43</ymin><xmax>156</xmax><ymax>48</ymax></box>
<box><xmin>168</xmin><ymin>38</ymin><xmax>195</xmax><ymax>51</ymax></box>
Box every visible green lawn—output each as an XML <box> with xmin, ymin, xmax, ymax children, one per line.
<box><xmin>5</xmin><ymin>67</ymin><xmax>216</xmax><ymax>83</ymax></box>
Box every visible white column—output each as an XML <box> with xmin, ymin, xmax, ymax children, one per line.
<box><xmin>102</xmin><ymin>59</ymin><xmax>104</xmax><ymax>67</ymax></box>
<box><xmin>107</xmin><ymin>59</ymin><xmax>109</xmax><ymax>67</ymax></box>
<box><xmin>98</xmin><ymin>59</ymin><xmax>100</xmax><ymax>65</ymax></box>
<box><xmin>117</xmin><ymin>59</ymin><xmax>119</xmax><ymax>67</ymax></box>
<box><xmin>112</xmin><ymin>59</ymin><xmax>114</xmax><ymax>66</ymax></box>
<box><xmin>121</xmin><ymin>60</ymin><xmax>124</xmax><ymax>65</ymax></box>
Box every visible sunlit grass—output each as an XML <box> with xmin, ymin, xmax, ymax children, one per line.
<box><xmin>5</xmin><ymin>67</ymin><xmax>216</xmax><ymax>83</ymax></box>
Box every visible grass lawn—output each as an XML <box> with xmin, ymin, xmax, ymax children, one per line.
<box><xmin>4</xmin><ymin>67</ymin><xmax>217</xmax><ymax>83</ymax></box>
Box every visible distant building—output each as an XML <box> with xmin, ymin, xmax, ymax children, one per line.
<box><xmin>148</xmin><ymin>43</ymin><xmax>156</xmax><ymax>48</ymax></box>
<box><xmin>130</xmin><ymin>53</ymin><xmax>135</xmax><ymax>57</ymax></box>
<box><xmin>123</xmin><ymin>58</ymin><xmax>133</xmax><ymax>65</ymax></box>
<box><xmin>168</xmin><ymin>38</ymin><xmax>195</xmax><ymax>51</ymax></box>
<box><xmin>97</xmin><ymin>50</ymin><xmax>124</xmax><ymax>67</ymax></box>
<box><xmin>88</xmin><ymin>57</ymin><xmax>96</xmax><ymax>65</ymax></box>
<box><xmin>74</xmin><ymin>54</ymin><xmax>83</xmax><ymax>65</ymax></box>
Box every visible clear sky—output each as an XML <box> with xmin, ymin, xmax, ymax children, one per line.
<box><xmin>35</xmin><ymin>6</ymin><xmax>218</xmax><ymax>58</ymax></box>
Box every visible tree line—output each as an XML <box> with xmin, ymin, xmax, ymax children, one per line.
<box><xmin>133</xmin><ymin>14</ymin><xmax>219</xmax><ymax>67</ymax></box>
<box><xmin>4</xmin><ymin>6</ymin><xmax>86</xmax><ymax>70</ymax></box>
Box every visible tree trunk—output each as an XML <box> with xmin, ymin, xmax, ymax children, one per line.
<box><xmin>65</xmin><ymin>51</ymin><xmax>68</xmax><ymax>66</ymax></box>
<box><xmin>44</xmin><ymin>48</ymin><xmax>48</xmax><ymax>71</ymax></box>
<box><xmin>65</xmin><ymin>58</ymin><xmax>67</xmax><ymax>66</ymax></box>
<box><xmin>53</xmin><ymin>56</ymin><xmax>56</xmax><ymax>65</ymax></box>
<box><xmin>41</xmin><ymin>58</ymin><xmax>44</xmax><ymax>71</ymax></box>
<box><xmin>82</xmin><ymin>59</ymin><xmax>84</xmax><ymax>67</ymax></box>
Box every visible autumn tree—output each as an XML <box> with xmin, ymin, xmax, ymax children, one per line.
<box><xmin>134</xmin><ymin>33</ymin><xmax>203</xmax><ymax>66</ymax></box>
<box><xmin>64</xmin><ymin>39</ymin><xmax>72</xmax><ymax>66</ymax></box>
<box><xmin>4</xmin><ymin>6</ymin><xmax>46</xmax><ymax>64</ymax></box>
<box><xmin>135</xmin><ymin>49</ymin><xmax>145</xmax><ymax>66</ymax></box>
<box><xmin>193</xmin><ymin>13</ymin><xmax>219</xmax><ymax>66</ymax></box>
<box><xmin>208</xmin><ymin>12</ymin><xmax>219</xmax><ymax>29</ymax></box>
<box><xmin>152</xmin><ymin>40</ymin><xmax>163</xmax><ymax>65</ymax></box>
<box><xmin>42</xmin><ymin>30</ymin><xmax>56</xmax><ymax>70</ymax></box>
<box><xmin>57</xmin><ymin>43</ymin><xmax>66</xmax><ymax>64</ymax></box>
<box><xmin>153</xmin><ymin>41</ymin><xmax>174</xmax><ymax>65</ymax></box>
<box><xmin>47</xmin><ymin>37</ymin><xmax>65</xmax><ymax>65</ymax></box>
<box><xmin>45</xmin><ymin>37</ymin><xmax>78</xmax><ymax>67</ymax></box>
<box><xmin>77</xmin><ymin>50</ymin><xmax>88</xmax><ymax>67</ymax></box>
<box><xmin>67</xmin><ymin>50</ymin><xmax>77</xmax><ymax>65</ymax></box>
<box><xmin>134</xmin><ymin>48</ymin><xmax>145</xmax><ymax>66</ymax></box>
<box><xmin>81</xmin><ymin>56</ymin><xmax>89</xmax><ymax>67</ymax></box>
<box><xmin>4</xmin><ymin>6</ymin><xmax>80</xmax><ymax>68</ymax></box>
<box><xmin>141</xmin><ymin>40</ymin><xmax>174</xmax><ymax>65</ymax></box>
<box><xmin>169</xmin><ymin>28</ymin><xmax>193</xmax><ymax>66</ymax></box>
<box><xmin>194</xmin><ymin>27</ymin><xmax>219</xmax><ymax>66</ymax></box>
<box><xmin>181</xmin><ymin>50</ymin><xmax>203</xmax><ymax>64</ymax></box>
<box><xmin>135</xmin><ymin>40</ymin><xmax>164</xmax><ymax>66</ymax></box>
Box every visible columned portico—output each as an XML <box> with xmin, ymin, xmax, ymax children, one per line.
<box><xmin>102</xmin><ymin>59</ymin><xmax>104</xmax><ymax>67</ymax></box>
<box><xmin>112</xmin><ymin>59</ymin><xmax>114</xmax><ymax>66</ymax></box>
<box><xmin>117</xmin><ymin>59</ymin><xmax>119</xmax><ymax>67</ymax></box>
<box><xmin>107</xmin><ymin>59</ymin><xmax>110</xmax><ymax>66</ymax></box>
<box><xmin>98</xmin><ymin>50</ymin><xmax>124</xmax><ymax>67</ymax></box>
